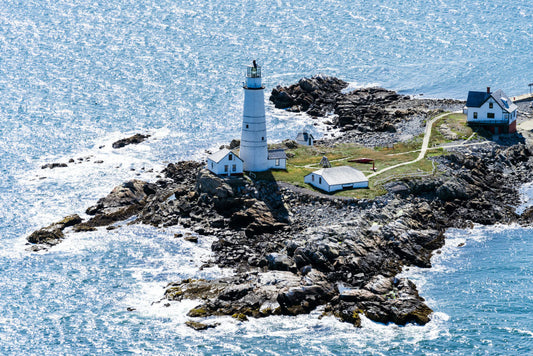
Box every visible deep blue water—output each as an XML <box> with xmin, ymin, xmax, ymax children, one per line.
<box><xmin>0</xmin><ymin>0</ymin><xmax>532</xmax><ymax>354</ymax></box>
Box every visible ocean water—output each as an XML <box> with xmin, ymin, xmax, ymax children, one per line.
<box><xmin>1</xmin><ymin>0</ymin><xmax>532</xmax><ymax>354</ymax></box>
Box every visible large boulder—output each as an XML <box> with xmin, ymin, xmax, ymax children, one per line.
<box><xmin>195</xmin><ymin>169</ymin><xmax>233</xmax><ymax>199</ymax></box>
<box><xmin>436</xmin><ymin>180</ymin><xmax>470</xmax><ymax>201</ymax></box>
<box><xmin>277</xmin><ymin>284</ymin><xmax>335</xmax><ymax>315</ymax></box>
<box><xmin>86</xmin><ymin>180</ymin><xmax>157</xmax><ymax>216</ymax></box>
<box><xmin>27</xmin><ymin>226</ymin><xmax>64</xmax><ymax>245</ymax></box>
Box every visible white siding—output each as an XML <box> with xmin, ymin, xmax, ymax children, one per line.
<box><xmin>269</xmin><ymin>158</ymin><xmax>286</xmax><ymax>170</ymax></box>
<box><xmin>304</xmin><ymin>173</ymin><xmax>331</xmax><ymax>192</ymax></box>
<box><xmin>467</xmin><ymin>99</ymin><xmax>505</xmax><ymax>123</ymax></box>
<box><xmin>207</xmin><ymin>152</ymin><xmax>243</xmax><ymax>176</ymax></box>
<box><xmin>329</xmin><ymin>181</ymin><xmax>369</xmax><ymax>191</ymax></box>
<box><xmin>240</xmin><ymin>76</ymin><xmax>269</xmax><ymax>172</ymax></box>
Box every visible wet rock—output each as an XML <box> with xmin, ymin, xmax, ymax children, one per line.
<box><xmin>184</xmin><ymin>234</ymin><xmax>198</xmax><ymax>243</ymax></box>
<box><xmin>41</xmin><ymin>162</ymin><xmax>68</xmax><ymax>169</ymax></box>
<box><xmin>112</xmin><ymin>134</ymin><xmax>150</xmax><ymax>149</ymax></box>
<box><xmin>27</xmin><ymin>214</ymin><xmax>83</xmax><ymax>246</ymax></box>
<box><xmin>86</xmin><ymin>180</ymin><xmax>157</xmax><ymax>216</ymax></box>
<box><xmin>185</xmin><ymin>321</ymin><xmax>219</xmax><ymax>331</ymax></box>
<box><xmin>265</xmin><ymin>253</ymin><xmax>295</xmax><ymax>271</ymax></box>
<box><xmin>277</xmin><ymin>284</ymin><xmax>335</xmax><ymax>315</ymax></box>
<box><xmin>27</xmin><ymin>226</ymin><xmax>64</xmax><ymax>245</ymax></box>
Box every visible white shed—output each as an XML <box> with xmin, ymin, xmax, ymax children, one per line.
<box><xmin>295</xmin><ymin>132</ymin><xmax>315</xmax><ymax>146</ymax></box>
<box><xmin>206</xmin><ymin>148</ymin><xmax>243</xmax><ymax>176</ymax></box>
<box><xmin>268</xmin><ymin>149</ymin><xmax>287</xmax><ymax>170</ymax></box>
<box><xmin>304</xmin><ymin>166</ymin><xmax>368</xmax><ymax>193</ymax></box>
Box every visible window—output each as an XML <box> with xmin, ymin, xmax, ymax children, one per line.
<box><xmin>473</xmin><ymin>112</ymin><xmax>478</xmax><ymax>119</ymax></box>
<box><xmin>246</xmin><ymin>125</ymin><xmax>249</xmax><ymax>128</ymax></box>
<box><xmin>232</xmin><ymin>164</ymin><xmax>236</xmax><ymax>172</ymax></box>
<box><xmin>224</xmin><ymin>165</ymin><xmax>228</xmax><ymax>172</ymax></box>
<box><xmin>319</xmin><ymin>177</ymin><xmax>322</xmax><ymax>184</ymax></box>
<box><xmin>262</xmin><ymin>137</ymin><xmax>264</xmax><ymax>141</ymax></box>
<box><xmin>489</xmin><ymin>102</ymin><xmax>493</xmax><ymax>109</ymax></box>
<box><xmin>487</xmin><ymin>113</ymin><xmax>495</xmax><ymax>119</ymax></box>
<box><xmin>275</xmin><ymin>159</ymin><xmax>280</xmax><ymax>166</ymax></box>
<box><xmin>211</xmin><ymin>162</ymin><xmax>214</xmax><ymax>169</ymax></box>
<box><xmin>312</xmin><ymin>175</ymin><xmax>314</xmax><ymax>182</ymax></box>
<box><xmin>228</xmin><ymin>154</ymin><xmax>232</xmax><ymax>161</ymax></box>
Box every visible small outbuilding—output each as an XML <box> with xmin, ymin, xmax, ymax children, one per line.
<box><xmin>268</xmin><ymin>149</ymin><xmax>287</xmax><ymax>170</ymax></box>
<box><xmin>304</xmin><ymin>166</ymin><xmax>368</xmax><ymax>193</ymax></box>
<box><xmin>206</xmin><ymin>148</ymin><xmax>243</xmax><ymax>176</ymax></box>
<box><xmin>465</xmin><ymin>87</ymin><xmax>518</xmax><ymax>134</ymax></box>
<box><xmin>295</xmin><ymin>131</ymin><xmax>315</xmax><ymax>146</ymax></box>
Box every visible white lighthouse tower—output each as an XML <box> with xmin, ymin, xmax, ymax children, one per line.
<box><xmin>240</xmin><ymin>62</ymin><xmax>269</xmax><ymax>172</ymax></box>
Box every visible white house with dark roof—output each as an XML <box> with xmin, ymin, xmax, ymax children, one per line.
<box><xmin>206</xmin><ymin>148</ymin><xmax>243</xmax><ymax>176</ymax></box>
<box><xmin>295</xmin><ymin>131</ymin><xmax>314</xmax><ymax>146</ymax></box>
<box><xmin>465</xmin><ymin>87</ymin><xmax>518</xmax><ymax>134</ymax></box>
<box><xmin>304</xmin><ymin>166</ymin><xmax>368</xmax><ymax>193</ymax></box>
<box><xmin>267</xmin><ymin>149</ymin><xmax>287</xmax><ymax>170</ymax></box>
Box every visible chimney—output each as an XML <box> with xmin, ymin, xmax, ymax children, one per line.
<box><xmin>487</xmin><ymin>87</ymin><xmax>491</xmax><ymax>94</ymax></box>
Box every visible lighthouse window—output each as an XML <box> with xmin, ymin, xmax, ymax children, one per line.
<box><xmin>228</xmin><ymin>154</ymin><xmax>232</xmax><ymax>161</ymax></box>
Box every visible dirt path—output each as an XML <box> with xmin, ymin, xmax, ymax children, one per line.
<box><xmin>368</xmin><ymin>111</ymin><xmax>462</xmax><ymax>178</ymax></box>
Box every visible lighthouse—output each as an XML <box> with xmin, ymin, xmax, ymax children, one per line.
<box><xmin>240</xmin><ymin>62</ymin><xmax>269</xmax><ymax>172</ymax></box>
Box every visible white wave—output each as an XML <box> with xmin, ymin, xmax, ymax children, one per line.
<box><xmin>502</xmin><ymin>327</ymin><xmax>533</xmax><ymax>338</ymax></box>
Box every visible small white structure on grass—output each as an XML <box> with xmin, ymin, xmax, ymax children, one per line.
<box><xmin>465</xmin><ymin>87</ymin><xmax>518</xmax><ymax>134</ymax></box>
<box><xmin>267</xmin><ymin>149</ymin><xmax>287</xmax><ymax>170</ymax></box>
<box><xmin>304</xmin><ymin>166</ymin><xmax>368</xmax><ymax>193</ymax></box>
<box><xmin>206</xmin><ymin>148</ymin><xmax>243</xmax><ymax>176</ymax></box>
<box><xmin>295</xmin><ymin>131</ymin><xmax>314</xmax><ymax>146</ymax></box>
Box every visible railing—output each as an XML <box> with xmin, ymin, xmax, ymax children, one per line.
<box><xmin>247</xmin><ymin>66</ymin><xmax>261</xmax><ymax>78</ymax></box>
<box><xmin>469</xmin><ymin>119</ymin><xmax>508</xmax><ymax>124</ymax></box>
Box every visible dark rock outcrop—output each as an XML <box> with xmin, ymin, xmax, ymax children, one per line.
<box><xmin>112</xmin><ymin>134</ymin><xmax>151</xmax><ymax>149</ymax></box>
<box><xmin>270</xmin><ymin>76</ymin><xmax>465</xmax><ymax>146</ymax></box>
<box><xmin>41</xmin><ymin>163</ymin><xmax>68</xmax><ymax>169</ymax></box>
<box><xmin>27</xmin><ymin>214</ymin><xmax>83</xmax><ymax>248</ymax></box>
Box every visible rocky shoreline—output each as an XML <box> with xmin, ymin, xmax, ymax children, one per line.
<box><xmin>270</xmin><ymin>75</ymin><xmax>465</xmax><ymax>147</ymax></box>
<box><xmin>26</xmin><ymin>77</ymin><xmax>533</xmax><ymax>330</ymax></box>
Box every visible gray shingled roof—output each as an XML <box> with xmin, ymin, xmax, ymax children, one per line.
<box><xmin>296</xmin><ymin>132</ymin><xmax>314</xmax><ymax>142</ymax></box>
<box><xmin>207</xmin><ymin>148</ymin><xmax>242</xmax><ymax>163</ymax></box>
<box><xmin>466</xmin><ymin>91</ymin><xmax>490</xmax><ymax>107</ymax></box>
<box><xmin>466</xmin><ymin>89</ymin><xmax>517</xmax><ymax>113</ymax></box>
<box><xmin>268</xmin><ymin>149</ymin><xmax>287</xmax><ymax>160</ymax></box>
<box><xmin>306</xmin><ymin>166</ymin><xmax>367</xmax><ymax>186</ymax></box>
<box><xmin>491</xmin><ymin>89</ymin><xmax>518</xmax><ymax>113</ymax></box>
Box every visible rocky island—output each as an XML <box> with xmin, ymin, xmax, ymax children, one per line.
<box><xmin>27</xmin><ymin>76</ymin><xmax>533</xmax><ymax>329</ymax></box>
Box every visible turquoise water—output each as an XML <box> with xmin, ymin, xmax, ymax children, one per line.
<box><xmin>0</xmin><ymin>0</ymin><xmax>532</xmax><ymax>354</ymax></box>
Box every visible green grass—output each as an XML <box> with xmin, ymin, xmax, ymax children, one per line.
<box><xmin>429</xmin><ymin>113</ymin><xmax>473</xmax><ymax>147</ymax></box>
<box><xmin>250</xmin><ymin>112</ymin><xmax>473</xmax><ymax>199</ymax></box>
